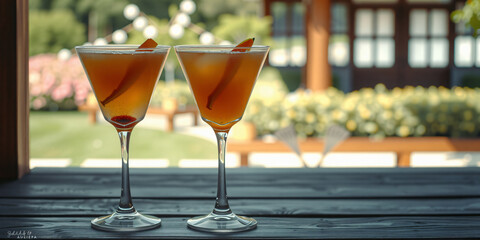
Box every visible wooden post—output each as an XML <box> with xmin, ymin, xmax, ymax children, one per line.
<box><xmin>305</xmin><ymin>0</ymin><xmax>332</xmax><ymax>91</ymax></box>
<box><xmin>397</xmin><ymin>152</ymin><xmax>412</xmax><ymax>168</ymax></box>
<box><xmin>0</xmin><ymin>0</ymin><xmax>30</xmax><ymax>179</ymax></box>
<box><xmin>239</xmin><ymin>153</ymin><xmax>249</xmax><ymax>167</ymax></box>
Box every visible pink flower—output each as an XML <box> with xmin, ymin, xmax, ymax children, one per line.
<box><xmin>51</xmin><ymin>83</ymin><xmax>73</xmax><ymax>102</ymax></box>
<box><xmin>32</xmin><ymin>97</ymin><xmax>47</xmax><ymax>110</ymax></box>
<box><xmin>29</xmin><ymin>54</ymin><xmax>92</xmax><ymax>110</ymax></box>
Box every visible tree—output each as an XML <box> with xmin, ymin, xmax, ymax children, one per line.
<box><xmin>29</xmin><ymin>10</ymin><xmax>86</xmax><ymax>56</ymax></box>
<box><xmin>75</xmin><ymin>0</ymin><xmax>129</xmax><ymax>41</ymax></box>
<box><xmin>126</xmin><ymin>14</ymin><xmax>201</xmax><ymax>79</ymax></box>
<box><xmin>452</xmin><ymin>0</ymin><xmax>480</xmax><ymax>36</ymax></box>
<box><xmin>212</xmin><ymin>14</ymin><xmax>272</xmax><ymax>45</ymax></box>
<box><xmin>30</xmin><ymin>0</ymin><xmax>130</xmax><ymax>42</ymax></box>
<box><xmin>197</xmin><ymin>0</ymin><xmax>260</xmax><ymax>29</ymax></box>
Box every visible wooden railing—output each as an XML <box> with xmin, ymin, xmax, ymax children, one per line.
<box><xmin>227</xmin><ymin>137</ymin><xmax>480</xmax><ymax>167</ymax></box>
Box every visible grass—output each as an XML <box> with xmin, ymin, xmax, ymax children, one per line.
<box><xmin>30</xmin><ymin>111</ymin><xmax>217</xmax><ymax>166</ymax></box>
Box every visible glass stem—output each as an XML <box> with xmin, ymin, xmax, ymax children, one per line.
<box><xmin>117</xmin><ymin>130</ymin><xmax>135</xmax><ymax>213</ymax></box>
<box><xmin>213</xmin><ymin>130</ymin><xmax>232</xmax><ymax>215</ymax></box>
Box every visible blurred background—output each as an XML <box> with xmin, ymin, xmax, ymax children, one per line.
<box><xmin>29</xmin><ymin>0</ymin><xmax>480</xmax><ymax>168</ymax></box>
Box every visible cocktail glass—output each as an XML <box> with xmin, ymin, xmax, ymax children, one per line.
<box><xmin>175</xmin><ymin>45</ymin><xmax>269</xmax><ymax>232</ymax></box>
<box><xmin>76</xmin><ymin>44</ymin><xmax>170</xmax><ymax>231</ymax></box>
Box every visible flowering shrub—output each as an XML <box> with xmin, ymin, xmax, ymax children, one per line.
<box><xmin>150</xmin><ymin>80</ymin><xmax>196</xmax><ymax>108</ymax></box>
<box><xmin>29</xmin><ymin>54</ymin><xmax>91</xmax><ymax>111</ymax></box>
<box><xmin>149</xmin><ymin>66</ymin><xmax>288</xmax><ymax>110</ymax></box>
<box><xmin>244</xmin><ymin>84</ymin><xmax>480</xmax><ymax>138</ymax></box>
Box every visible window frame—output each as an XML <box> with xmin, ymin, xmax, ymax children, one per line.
<box><xmin>0</xmin><ymin>0</ymin><xmax>30</xmax><ymax>179</ymax></box>
<box><xmin>266</xmin><ymin>0</ymin><xmax>307</xmax><ymax>68</ymax></box>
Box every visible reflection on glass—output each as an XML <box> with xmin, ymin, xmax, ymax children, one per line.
<box><xmin>430</xmin><ymin>9</ymin><xmax>448</xmax><ymax>36</ymax></box>
<box><xmin>270</xmin><ymin>36</ymin><xmax>287</xmax><ymax>67</ymax></box>
<box><xmin>290</xmin><ymin>45</ymin><xmax>306</xmax><ymax>66</ymax></box>
<box><xmin>455</xmin><ymin>36</ymin><xmax>474</xmax><ymax>67</ymax></box>
<box><xmin>377</xmin><ymin>9</ymin><xmax>394</xmax><ymax>36</ymax></box>
<box><xmin>332</xmin><ymin>3</ymin><xmax>348</xmax><ymax>33</ymax></box>
<box><xmin>376</xmin><ymin>38</ymin><xmax>395</xmax><ymax>67</ymax></box>
<box><xmin>269</xmin><ymin>2</ymin><xmax>305</xmax><ymax>67</ymax></box>
<box><xmin>430</xmin><ymin>38</ymin><xmax>449</xmax><ymax>68</ymax></box>
<box><xmin>356</xmin><ymin>9</ymin><xmax>374</xmax><ymax>36</ymax></box>
<box><xmin>271</xmin><ymin>2</ymin><xmax>286</xmax><ymax>35</ymax></box>
<box><xmin>354</xmin><ymin>38</ymin><xmax>374</xmax><ymax>67</ymax></box>
<box><xmin>410</xmin><ymin>9</ymin><xmax>427</xmax><ymax>37</ymax></box>
<box><xmin>329</xmin><ymin>35</ymin><xmax>350</xmax><ymax>67</ymax></box>
<box><xmin>292</xmin><ymin>2</ymin><xmax>305</xmax><ymax>35</ymax></box>
<box><xmin>409</xmin><ymin>38</ymin><xmax>428</xmax><ymax>67</ymax></box>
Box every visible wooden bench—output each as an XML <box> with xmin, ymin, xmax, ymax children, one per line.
<box><xmin>78</xmin><ymin>104</ymin><xmax>198</xmax><ymax>132</ymax></box>
<box><xmin>227</xmin><ymin>137</ymin><xmax>480</xmax><ymax>167</ymax></box>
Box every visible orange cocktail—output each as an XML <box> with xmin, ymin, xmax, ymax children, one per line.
<box><xmin>79</xmin><ymin>49</ymin><xmax>168</xmax><ymax>130</ymax></box>
<box><xmin>175</xmin><ymin>42</ymin><xmax>269</xmax><ymax>233</ymax></box>
<box><xmin>76</xmin><ymin>41</ymin><xmax>169</xmax><ymax>232</ymax></box>
<box><xmin>176</xmin><ymin>50</ymin><xmax>266</xmax><ymax>130</ymax></box>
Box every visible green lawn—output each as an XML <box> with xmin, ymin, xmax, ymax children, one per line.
<box><xmin>30</xmin><ymin>111</ymin><xmax>217</xmax><ymax>166</ymax></box>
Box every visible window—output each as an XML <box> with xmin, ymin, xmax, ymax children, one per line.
<box><xmin>408</xmin><ymin>8</ymin><xmax>449</xmax><ymax>68</ymax></box>
<box><xmin>329</xmin><ymin>2</ymin><xmax>349</xmax><ymax>67</ymax></box>
<box><xmin>453</xmin><ymin>2</ymin><xmax>480</xmax><ymax>68</ymax></box>
<box><xmin>269</xmin><ymin>2</ymin><xmax>306</xmax><ymax>67</ymax></box>
<box><xmin>353</xmin><ymin>8</ymin><xmax>395</xmax><ymax>68</ymax></box>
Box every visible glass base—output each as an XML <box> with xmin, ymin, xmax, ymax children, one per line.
<box><xmin>91</xmin><ymin>210</ymin><xmax>161</xmax><ymax>232</ymax></box>
<box><xmin>187</xmin><ymin>212</ymin><xmax>257</xmax><ymax>233</ymax></box>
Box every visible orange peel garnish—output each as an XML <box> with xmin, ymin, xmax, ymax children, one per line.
<box><xmin>232</xmin><ymin>38</ymin><xmax>255</xmax><ymax>52</ymax></box>
<box><xmin>136</xmin><ymin>38</ymin><xmax>158</xmax><ymax>51</ymax></box>
<box><xmin>206</xmin><ymin>38</ymin><xmax>255</xmax><ymax>110</ymax></box>
<box><xmin>101</xmin><ymin>39</ymin><xmax>158</xmax><ymax>106</ymax></box>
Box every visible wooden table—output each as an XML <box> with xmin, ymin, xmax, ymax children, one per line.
<box><xmin>1</xmin><ymin>167</ymin><xmax>480</xmax><ymax>239</ymax></box>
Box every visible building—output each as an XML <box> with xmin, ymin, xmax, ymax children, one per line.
<box><xmin>263</xmin><ymin>0</ymin><xmax>480</xmax><ymax>92</ymax></box>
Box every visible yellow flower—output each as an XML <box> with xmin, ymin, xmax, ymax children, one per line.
<box><xmin>377</xmin><ymin>94</ymin><xmax>393</xmax><ymax>109</ymax></box>
<box><xmin>364</xmin><ymin>122</ymin><xmax>378</xmax><ymax>133</ymax></box>
<box><xmin>332</xmin><ymin>109</ymin><xmax>345</xmax><ymax>121</ymax></box>
<box><xmin>358</xmin><ymin>105</ymin><xmax>371</xmax><ymax>119</ymax></box>
<box><xmin>346</xmin><ymin>120</ymin><xmax>357</xmax><ymax>131</ymax></box>
<box><xmin>397</xmin><ymin>125</ymin><xmax>410</xmax><ymax>137</ymax></box>
<box><xmin>342</xmin><ymin>98</ymin><xmax>356</xmax><ymax>112</ymax></box>
<box><xmin>454</xmin><ymin>87</ymin><xmax>466</xmax><ymax>100</ymax></box>
<box><xmin>382</xmin><ymin>110</ymin><xmax>393</xmax><ymax>120</ymax></box>
<box><xmin>415</xmin><ymin>125</ymin><xmax>426</xmax><ymax>136</ymax></box>
<box><xmin>305</xmin><ymin>113</ymin><xmax>315</xmax><ymax>123</ymax></box>
<box><xmin>286</xmin><ymin>109</ymin><xmax>296</xmax><ymax>119</ymax></box>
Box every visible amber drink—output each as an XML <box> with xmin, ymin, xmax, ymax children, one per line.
<box><xmin>76</xmin><ymin>42</ymin><xmax>169</xmax><ymax>232</ymax></box>
<box><xmin>175</xmin><ymin>44</ymin><xmax>269</xmax><ymax>232</ymax></box>
<box><xmin>176</xmin><ymin>50</ymin><xmax>267</xmax><ymax>130</ymax></box>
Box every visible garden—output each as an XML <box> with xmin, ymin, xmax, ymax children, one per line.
<box><xmin>28</xmin><ymin>0</ymin><xmax>480</xmax><ymax>166</ymax></box>
<box><xmin>29</xmin><ymin>49</ymin><xmax>480</xmax><ymax>140</ymax></box>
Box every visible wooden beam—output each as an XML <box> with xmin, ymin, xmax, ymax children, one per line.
<box><xmin>228</xmin><ymin>137</ymin><xmax>480</xmax><ymax>167</ymax></box>
<box><xmin>305</xmin><ymin>0</ymin><xmax>332</xmax><ymax>91</ymax></box>
<box><xmin>0</xmin><ymin>0</ymin><xmax>30</xmax><ymax>179</ymax></box>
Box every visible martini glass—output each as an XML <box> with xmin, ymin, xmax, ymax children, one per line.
<box><xmin>175</xmin><ymin>45</ymin><xmax>269</xmax><ymax>232</ymax></box>
<box><xmin>76</xmin><ymin>44</ymin><xmax>170</xmax><ymax>231</ymax></box>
